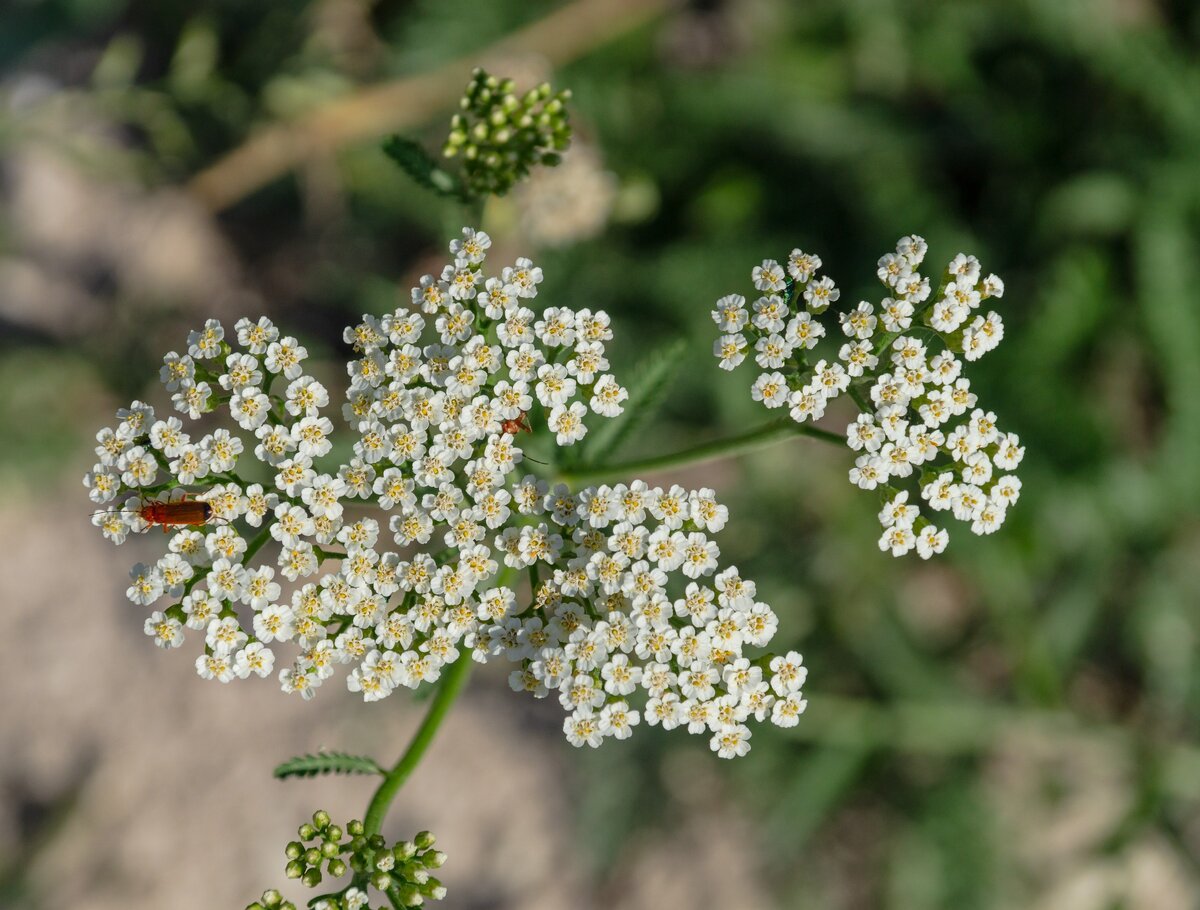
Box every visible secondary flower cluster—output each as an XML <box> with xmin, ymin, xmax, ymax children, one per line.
<box><xmin>247</xmin><ymin>813</ymin><xmax>446</xmax><ymax>910</ymax></box>
<box><xmin>712</xmin><ymin>236</ymin><xmax>1023</xmax><ymax>557</ymax></box>
<box><xmin>85</xmin><ymin>228</ymin><xmax>804</xmax><ymax>756</ymax></box>
<box><xmin>442</xmin><ymin>67</ymin><xmax>572</xmax><ymax>198</ymax></box>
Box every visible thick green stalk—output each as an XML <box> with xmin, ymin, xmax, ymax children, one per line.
<box><xmin>556</xmin><ymin>418</ymin><xmax>844</xmax><ymax>486</ymax></box>
<box><xmin>362</xmin><ymin>653</ymin><xmax>474</xmax><ymax>837</ymax></box>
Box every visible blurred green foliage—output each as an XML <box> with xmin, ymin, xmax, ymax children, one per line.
<box><xmin>5</xmin><ymin>0</ymin><xmax>1200</xmax><ymax>907</ymax></box>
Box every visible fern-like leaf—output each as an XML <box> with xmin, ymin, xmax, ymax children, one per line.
<box><xmin>577</xmin><ymin>336</ymin><xmax>689</xmax><ymax>467</ymax></box>
<box><xmin>382</xmin><ymin>135</ymin><xmax>466</xmax><ymax>200</ymax></box>
<box><xmin>273</xmin><ymin>751</ymin><xmax>385</xmax><ymax>780</ymax></box>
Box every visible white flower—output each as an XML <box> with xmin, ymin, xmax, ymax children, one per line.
<box><xmin>751</xmin><ymin>372</ymin><xmax>789</xmax><ymax>409</ymax></box>
<box><xmin>230</xmin><ymin>387</ymin><xmax>271</xmax><ymax>430</ymax></box>
<box><xmin>590</xmin><ymin>375</ymin><xmax>628</xmax><ymax>417</ymax></box>
<box><xmin>159</xmin><ymin>351</ymin><xmax>195</xmax><ymax>391</ymax></box>
<box><xmin>715</xmin><ymin>334</ymin><xmax>748</xmax><ymax>371</ymax></box>
<box><xmin>769</xmin><ymin>651</ymin><xmax>808</xmax><ymax>696</ymax></box>
<box><xmin>187</xmin><ymin>319</ymin><xmax>224</xmax><ymax>359</ymax></box>
<box><xmin>599</xmin><ymin>701</ymin><xmax>640</xmax><ymax>740</ymax></box>
<box><xmin>195</xmin><ymin>653</ymin><xmax>235</xmax><ymax>683</ymax></box>
<box><xmin>265</xmin><ymin>336</ymin><xmax>308</xmax><ymax>379</ymax></box>
<box><xmin>564</xmin><ymin>710</ymin><xmax>604</xmax><ymax>748</ymax></box>
<box><xmin>711</xmin><ymin>294</ymin><xmax>748</xmax><ymax>333</ymax></box>
<box><xmin>916</xmin><ymin>526</ymin><xmax>949</xmax><ymax>559</ymax></box>
<box><xmin>752</xmin><ymin>259</ymin><xmax>787</xmax><ymax>293</ymax></box>
<box><xmin>450</xmin><ymin>226</ymin><xmax>492</xmax><ymax>264</ymax></box>
<box><xmin>144</xmin><ymin>611</ymin><xmax>184</xmax><ymax>649</ymax></box>
<box><xmin>119</xmin><ymin>446</ymin><xmax>158</xmax><ymax>487</ymax></box>
<box><xmin>234</xmin><ymin>642</ymin><xmax>275</xmax><ymax>679</ymax></box>
<box><xmin>548</xmin><ymin>402</ymin><xmax>588</xmax><ymax>445</ymax></box>
<box><xmin>771</xmin><ymin>693</ymin><xmax>808</xmax><ymax>727</ymax></box>
<box><xmin>840</xmin><ymin>301</ymin><xmax>877</xmax><ymax>339</ymax></box>
<box><xmin>710</xmin><ymin>723</ymin><xmax>752</xmax><ymax>759</ymax></box>
<box><xmin>803</xmin><ymin>276</ymin><xmax>839</xmax><ymax>313</ymax></box>
<box><xmin>787</xmin><ymin>249</ymin><xmax>821</xmax><ymax>282</ymax></box>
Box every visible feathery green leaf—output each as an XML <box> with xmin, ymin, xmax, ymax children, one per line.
<box><xmin>273</xmin><ymin>751</ymin><xmax>385</xmax><ymax>780</ymax></box>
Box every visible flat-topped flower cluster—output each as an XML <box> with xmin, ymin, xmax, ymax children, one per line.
<box><xmin>712</xmin><ymin>236</ymin><xmax>1023</xmax><ymax>557</ymax></box>
<box><xmin>85</xmin><ymin>228</ymin><xmax>806</xmax><ymax>757</ymax></box>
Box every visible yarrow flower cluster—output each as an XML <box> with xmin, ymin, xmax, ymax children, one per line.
<box><xmin>85</xmin><ymin>228</ymin><xmax>805</xmax><ymax>757</ymax></box>
<box><xmin>247</xmin><ymin>812</ymin><xmax>446</xmax><ymax>910</ymax></box>
<box><xmin>712</xmin><ymin>236</ymin><xmax>1023</xmax><ymax>557</ymax></box>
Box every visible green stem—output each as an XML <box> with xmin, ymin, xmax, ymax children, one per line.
<box><xmin>362</xmin><ymin>652</ymin><xmax>474</xmax><ymax>837</ymax></box>
<box><xmin>556</xmin><ymin>418</ymin><xmax>844</xmax><ymax>486</ymax></box>
<box><xmin>243</xmin><ymin>525</ymin><xmax>272</xmax><ymax>563</ymax></box>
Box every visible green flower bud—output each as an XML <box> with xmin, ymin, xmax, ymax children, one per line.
<box><xmin>395</xmin><ymin>884</ymin><xmax>423</xmax><ymax>907</ymax></box>
<box><xmin>285</xmin><ymin>860</ymin><xmax>304</xmax><ymax>880</ymax></box>
<box><xmin>320</xmin><ymin>840</ymin><xmax>339</xmax><ymax>858</ymax></box>
<box><xmin>414</xmin><ymin>831</ymin><xmax>436</xmax><ymax>849</ymax></box>
<box><xmin>261</xmin><ymin>889</ymin><xmax>283</xmax><ymax>907</ymax></box>
<box><xmin>371</xmin><ymin>871</ymin><xmax>394</xmax><ymax>891</ymax></box>
<box><xmin>312</xmin><ymin>810</ymin><xmax>331</xmax><ymax>830</ymax></box>
<box><xmin>301</xmin><ymin>868</ymin><xmax>322</xmax><ymax>889</ymax></box>
<box><xmin>394</xmin><ymin>841</ymin><xmax>417</xmax><ymax>862</ymax></box>
<box><xmin>298</xmin><ymin>823</ymin><xmax>316</xmax><ymax>841</ymax></box>
<box><xmin>440</xmin><ymin>66</ymin><xmax>572</xmax><ymax>197</ymax></box>
<box><xmin>422</xmin><ymin>850</ymin><xmax>447</xmax><ymax>869</ymax></box>
<box><xmin>325</xmin><ymin>825</ymin><xmax>343</xmax><ymax>842</ymax></box>
<box><xmin>327</xmin><ymin>858</ymin><xmax>347</xmax><ymax>878</ymax></box>
<box><xmin>304</xmin><ymin>847</ymin><xmax>322</xmax><ymax>866</ymax></box>
<box><xmin>285</xmin><ymin>841</ymin><xmax>303</xmax><ymax>860</ymax></box>
<box><xmin>347</xmin><ymin>819</ymin><xmax>365</xmax><ymax>837</ymax></box>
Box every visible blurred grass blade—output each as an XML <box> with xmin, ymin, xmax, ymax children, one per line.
<box><xmin>273</xmin><ymin>751</ymin><xmax>385</xmax><ymax>780</ymax></box>
<box><xmin>575</xmin><ymin>336</ymin><xmax>688</xmax><ymax>468</ymax></box>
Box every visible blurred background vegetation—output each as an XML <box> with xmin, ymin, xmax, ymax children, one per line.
<box><xmin>4</xmin><ymin>0</ymin><xmax>1200</xmax><ymax>907</ymax></box>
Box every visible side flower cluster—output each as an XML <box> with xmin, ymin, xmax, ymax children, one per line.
<box><xmin>247</xmin><ymin>812</ymin><xmax>446</xmax><ymax>910</ymax></box>
<box><xmin>442</xmin><ymin>67</ymin><xmax>572</xmax><ymax>198</ymax></box>
<box><xmin>85</xmin><ymin>228</ymin><xmax>804</xmax><ymax>756</ymax></box>
<box><xmin>712</xmin><ymin>236</ymin><xmax>1023</xmax><ymax>557</ymax></box>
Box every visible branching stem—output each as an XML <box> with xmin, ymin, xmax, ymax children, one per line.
<box><xmin>556</xmin><ymin>418</ymin><xmax>844</xmax><ymax>486</ymax></box>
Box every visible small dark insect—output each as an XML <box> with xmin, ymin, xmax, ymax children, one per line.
<box><xmin>94</xmin><ymin>493</ymin><xmax>216</xmax><ymax>533</ymax></box>
<box><xmin>500</xmin><ymin>411</ymin><xmax>533</xmax><ymax>436</ymax></box>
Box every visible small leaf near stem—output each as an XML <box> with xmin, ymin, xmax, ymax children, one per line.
<box><xmin>274</xmin><ymin>751</ymin><xmax>385</xmax><ymax>780</ymax></box>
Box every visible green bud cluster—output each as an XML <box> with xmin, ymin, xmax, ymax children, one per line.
<box><xmin>442</xmin><ymin>67</ymin><xmax>572</xmax><ymax>198</ymax></box>
<box><xmin>247</xmin><ymin>811</ymin><xmax>448</xmax><ymax>910</ymax></box>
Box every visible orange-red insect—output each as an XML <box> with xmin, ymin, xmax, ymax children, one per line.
<box><xmin>139</xmin><ymin>495</ymin><xmax>214</xmax><ymax>532</ymax></box>
<box><xmin>94</xmin><ymin>493</ymin><xmax>216</xmax><ymax>533</ymax></box>
<box><xmin>501</xmin><ymin>411</ymin><xmax>533</xmax><ymax>436</ymax></box>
